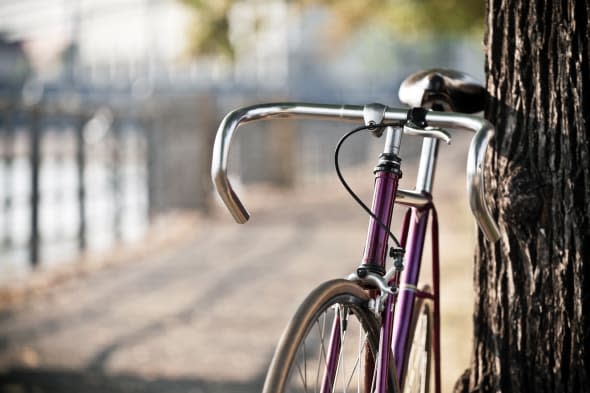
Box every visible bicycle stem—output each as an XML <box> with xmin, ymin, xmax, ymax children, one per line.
<box><xmin>211</xmin><ymin>102</ymin><xmax>500</xmax><ymax>242</ymax></box>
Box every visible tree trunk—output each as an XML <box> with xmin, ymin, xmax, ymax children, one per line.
<box><xmin>456</xmin><ymin>1</ymin><xmax>590</xmax><ymax>392</ymax></box>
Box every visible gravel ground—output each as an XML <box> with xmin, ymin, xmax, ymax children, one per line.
<box><xmin>0</xmin><ymin>138</ymin><xmax>477</xmax><ymax>393</ymax></box>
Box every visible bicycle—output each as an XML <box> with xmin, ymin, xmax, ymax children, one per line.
<box><xmin>211</xmin><ymin>69</ymin><xmax>500</xmax><ymax>393</ymax></box>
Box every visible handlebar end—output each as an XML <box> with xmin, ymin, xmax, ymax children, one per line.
<box><xmin>480</xmin><ymin>220</ymin><xmax>501</xmax><ymax>243</ymax></box>
<box><xmin>466</xmin><ymin>122</ymin><xmax>501</xmax><ymax>243</ymax></box>
<box><xmin>211</xmin><ymin>111</ymin><xmax>251</xmax><ymax>223</ymax></box>
<box><xmin>228</xmin><ymin>195</ymin><xmax>250</xmax><ymax>224</ymax></box>
<box><xmin>212</xmin><ymin>171</ymin><xmax>251</xmax><ymax>224</ymax></box>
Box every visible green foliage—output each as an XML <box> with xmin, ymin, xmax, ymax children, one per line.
<box><xmin>181</xmin><ymin>0</ymin><xmax>484</xmax><ymax>60</ymax></box>
<box><xmin>181</xmin><ymin>0</ymin><xmax>235</xmax><ymax>60</ymax></box>
<box><xmin>304</xmin><ymin>0</ymin><xmax>485</xmax><ymax>39</ymax></box>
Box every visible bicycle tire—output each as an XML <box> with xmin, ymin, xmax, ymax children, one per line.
<box><xmin>401</xmin><ymin>289</ymin><xmax>434</xmax><ymax>393</ymax></box>
<box><xmin>262</xmin><ymin>279</ymin><xmax>398</xmax><ymax>393</ymax></box>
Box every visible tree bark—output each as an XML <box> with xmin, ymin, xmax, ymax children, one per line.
<box><xmin>456</xmin><ymin>1</ymin><xmax>590</xmax><ymax>392</ymax></box>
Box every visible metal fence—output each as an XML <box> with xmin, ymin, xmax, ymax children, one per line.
<box><xmin>0</xmin><ymin>85</ymin><xmax>395</xmax><ymax>279</ymax></box>
<box><xmin>0</xmin><ymin>92</ymin><xmax>150</xmax><ymax>277</ymax></box>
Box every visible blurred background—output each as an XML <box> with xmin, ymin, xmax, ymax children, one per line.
<box><xmin>0</xmin><ymin>0</ymin><xmax>484</xmax><ymax>392</ymax></box>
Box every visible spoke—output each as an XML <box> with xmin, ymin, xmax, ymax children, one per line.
<box><xmin>370</xmin><ymin>352</ymin><xmax>378</xmax><ymax>393</ymax></box>
<box><xmin>404</xmin><ymin>313</ymin><xmax>430</xmax><ymax>393</ymax></box>
<box><xmin>297</xmin><ymin>358</ymin><xmax>309</xmax><ymax>393</ymax></box>
<box><xmin>419</xmin><ymin>353</ymin><xmax>427</xmax><ymax>393</ymax></box>
<box><xmin>334</xmin><ymin>306</ymin><xmax>348</xmax><ymax>393</ymax></box>
<box><xmin>358</xmin><ymin>326</ymin><xmax>362</xmax><ymax>393</ymax></box>
<box><xmin>345</xmin><ymin>331</ymin><xmax>367</xmax><ymax>391</ymax></box>
<box><xmin>303</xmin><ymin>338</ymin><xmax>308</xmax><ymax>392</ymax></box>
<box><xmin>316</xmin><ymin>312</ymin><xmax>328</xmax><ymax>393</ymax></box>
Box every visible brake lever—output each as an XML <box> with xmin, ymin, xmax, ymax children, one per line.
<box><xmin>403</xmin><ymin>122</ymin><xmax>452</xmax><ymax>144</ymax></box>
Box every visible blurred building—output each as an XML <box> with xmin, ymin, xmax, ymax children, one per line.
<box><xmin>0</xmin><ymin>0</ymin><xmax>187</xmax><ymax>85</ymax></box>
<box><xmin>0</xmin><ymin>0</ymin><xmax>293</xmax><ymax>90</ymax></box>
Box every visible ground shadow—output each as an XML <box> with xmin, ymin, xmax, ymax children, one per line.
<box><xmin>0</xmin><ymin>367</ymin><xmax>266</xmax><ymax>393</ymax></box>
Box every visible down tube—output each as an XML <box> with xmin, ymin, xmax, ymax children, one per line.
<box><xmin>391</xmin><ymin>206</ymin><xmax>430</xmax><ymax>381</ymax></box>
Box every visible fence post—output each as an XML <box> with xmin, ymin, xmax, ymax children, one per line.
<box><xmin>111</xmin><ymin>116</ymin><xmax>122</xmax><ymax>242</ymax></box>
<box><xmin>143</xmin><ymin>114</ymin><xmax>157</xmax><ymax>221</ymax></box>
<box><xmin>1</xmin><ymin>103</ymin><xmax>15</xmax><ymax>249</ymax></box>
<box><xmin>76</xmin><ymin>112</ymin><xmax>87</xmax><ymax>251</ymax></box>
<box><xmin>29</xmin><ymin>103</ymin><xmax>42</xmax><ymax>267</ymax></box>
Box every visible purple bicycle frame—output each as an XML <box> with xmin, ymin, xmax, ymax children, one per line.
<box><xmin>322</xmin><ymin>143</ymin><xmax>442</xmax><ymax>393</ymax></box>
<box><xmin>367</xmin><ymin>169</ymin><xmax>441</xmax><ymax>393</ymax></box>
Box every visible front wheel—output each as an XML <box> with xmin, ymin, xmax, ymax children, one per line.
<box><xmin>262</xmin><ymin>279</ymin><xmax>398</xmax><ymax>393</ymax></box>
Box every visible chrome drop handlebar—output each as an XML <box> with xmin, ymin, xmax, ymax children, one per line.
<box><xmin>211</xmin><ymin>102</ymin><xmax>500</xmax><ymax>242</ymax></box>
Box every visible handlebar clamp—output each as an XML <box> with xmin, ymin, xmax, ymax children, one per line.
<box><xmin>363</xmin><ymin>103</ymin><xmax>388</xmax><ymax>137</ymax></box>
<box><xmin>406</xmin><ymin>107</ymin><xmax>428</xmax><ymax>128</ymax></box>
